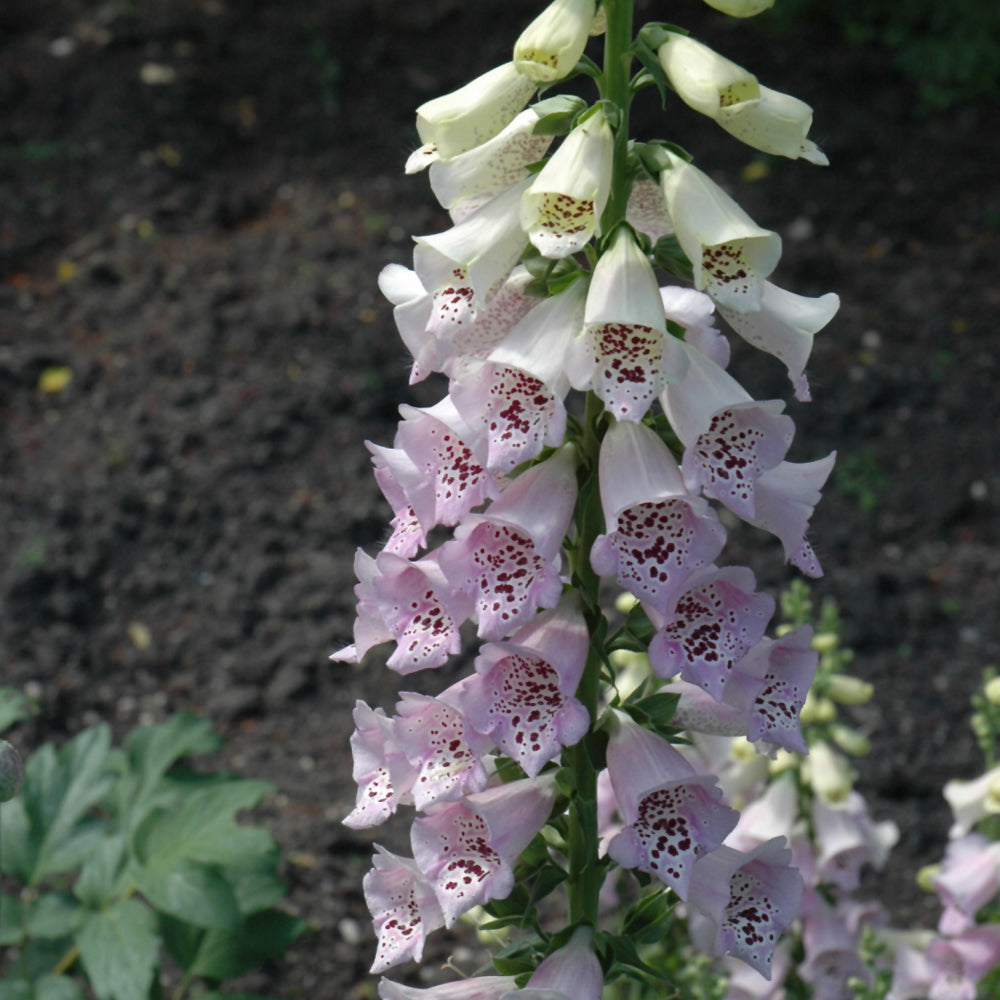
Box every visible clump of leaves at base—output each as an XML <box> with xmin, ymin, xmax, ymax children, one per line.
<box><xmin>0</xmin><ymin>702</ymin><xmax>307</xmax><ymax>1000</ymax></box>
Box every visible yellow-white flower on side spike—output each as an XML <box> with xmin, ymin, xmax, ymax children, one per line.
<box><xmin>659</xmin><ymin>151</ymin><xmax>781</xmax><ymax>312</ymax></box>
<box><xmin>514</xmin><ymin>0</ymin><xmax>597</xmax><ymax>83</ymax></box>
<box><xmin>658</xmin><ymin>33</ymin><xmax>826</xmax><ymax>163</ymax></box>
<box><xmin>416</xmin><ymin>63</ymin><xmax>537</xmax><ymax>161</ymax></box>
<box><xmin>700</xmin><ymin>0</ymin><xmax>774</xmax><ymax>15</ymax></box>
<box><xmin>521</xmin><ymin>109</ymin><xmax>614</xmax><ymax>259</ymax></box>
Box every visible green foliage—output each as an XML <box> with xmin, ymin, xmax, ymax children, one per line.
<box><xmin>763</xmin><ymin>0</ymin><xmax>1000</xmax><ymax>109</ymax></box>
<box><xmin>833</xmin><ymin>447</ymin><xmax>887</xmax><ymax>512</ymax></box>
<box><xmin>0</xmin><ymin>704</ymin><xmax>307</xmax><ymax>1000</ymax></box>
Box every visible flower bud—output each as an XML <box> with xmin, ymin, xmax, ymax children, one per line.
<box><xmin>825</xmin><ymin>674</ymin><xmax>874</xmax><ymax>705</ymax></box>
<box><xmin>799</xmin><ymin>691</ymin><xmax>835</xmax><ymax>725</ymax></box>
<box><xmin>810</xmin><ymin>630</ymin><xmax>839</xmax><ymax>653</ymax></box>
<box><xmin>0</xmin><ymin>739</ymin><xmax>24</xmax><ymax>803</ymax></box>
<box><xmin>807</xmin><ymin>740</ymin><xmax>854</xmax><ymax>805</ymax></box>
<box><xmin>700</xmin><ymin>0</ymin><xmax>775</xmax><ymax>16</ymax></box>
<box><xmin>916</xmin><ymin>863</ymin><xmax>941</xmax><ymax>892</ymax></box>
<box><xmin>983</xmin><ymin>675</ymin><xmax>1000</xmax><ymax>706</ymax></box>
<box><xmin>830</xmin><ymin>723</ymin><xmax>871</xmax><ymax>758</ymax></box>
<box><xmin>514</xmin><ymin>0</ymin><xmax>596</xmax><ymax>84</ymax></box>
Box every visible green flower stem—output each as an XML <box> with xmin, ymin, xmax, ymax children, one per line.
<box><xmin>600</xmin><ymin>0</ymin><xmax>635</xmax><ymax>236</ymax></box>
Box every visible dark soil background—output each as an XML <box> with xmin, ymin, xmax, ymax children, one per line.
<box><xmin>1</xmin><ymin>0</ymin><xmax>998</xmax><ymax>995</ymax></box>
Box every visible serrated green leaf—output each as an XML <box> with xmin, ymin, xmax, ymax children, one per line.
<box><xmin>226</xmin><ymin>867</ymin><xmax>287</xmax><ymax>916</ymax></box>
<box><xmin>0</xmin><ymin>688</ymin><xmax>32</xmax><ymax>735</ymax></box>
<box><xmin>0</xmin><ymin>796</ymin><xmax>36</xmax><ymax>882</ymax></box>
<box><xmin>73</xmin><ymin>834</ymin><xmax>126</xmax><ymax>908</ymax></box>
<box><xmin>134</xmin><ymin>859</ymin><xmax>241</xmax><ymax>930</ymax></box>
<box><xmin>23</xmin><ymin>725</ymin><xmax>114</xmax><ymax>885</ymax></box>
<box><xmin>134</xmin><ymin>780</ymin><xmax>274</xmax><ymax>869</ymax></box>
<box><xmin>158</xmin><ymin>913</ymin><xmax>206</xmax><ymax>973</ymax></box>
<box><xmin>76</xmin><ymin>898</ymin><xmax>159</xmax><ymax>1000</ymax></box>
<box><xmin>0</xmin><ymin>892</ymin><xmax>25</xmax><ymax>945</ymax></box>
<box><xmin>25</xmin><ymin>891</ymin><xmax>83</xmax><ymax>939</ymax></box>
<box><xmin>189</xmin><ymin>910</ymin><xmax>307</xmax><ymax>980</ymax></box>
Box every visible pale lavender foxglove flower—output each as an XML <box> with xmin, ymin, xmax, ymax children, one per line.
<box><xmin>660</xmin><ymin>285</ymin><xmax>730</xmax><ymax>368</ymax></box>
<box><xmin>372</xmin><ymin>465</ymin><xmax>427</xmax><ymax>558</ymax></box>
<box><xmin>931</xmin><ymin>833</ymin><xmax>1000</xmax><ymax>935</ymax></box>
<box><xmin>377</xmin><ymin>263</ymin><xmax>438</xmax><ymax>384</ymax></box>
<box><xmin>606</xmin><ymin>709</ymin><xmax>738</xmax><ymax>898</ymax></box>
<box><xmin>722</xmin><ymin>939</ymin><xmax>792</xmax><ymax>1000</ymax></box>
<box><xmin>671</xmin><ymin>678</ymin><xmax>750</xmax><ymax>739</ymax></box>
<box><xmin>439</xmin><ymin>446</ymin><xmax>577</xmax><ymax>640</ymax></box>
<box><xmin>591</xmin><ymin>420</ymin><xmax>726</xmax><ymax>617</ymax></box>
<box><xmin>415</xmin><ymin>177</ymin><xmax>532</xmax><ymax>312</ymax></box>
<box><xmin>566</xmin><ymin>226</ymin><xmax>687</xmax><ymax>421</ymax></box>
<box><xmin>364</xmin><ymin>846</ymin><xmax>446</xmax><ymax>973</ymax></box>
<box><xmin>717</xmin><ymin>281</ymin><xmax>840</xmax><ymax>402</ymax></box>
<box><xmin>660</xmin><ymin>342</ymin><xmax>794</xmax><ymax>521</ymax></box>
<box><xmin>451</xmin><ymin>278</ymin><xmax>585</xmax><ymax>472</ymax></box>
<box><xmin>799</xmin><ymin>900</ymin><xmax>867</xmax><ymax>1000</ymax></box>
<box><xmin>510</xmin><ymin>926</ymin><xmax>604</xmax><ymax>1000</ymax></box>
<box><xmin>688</xmin><ymin>837</ymin><xmax>803</xmax><ymax>977</ymax></box>
<box><xmin>416</xmin><ymin>63</ymin><xmax>537</xmax><ymax>161</ymax></box>
<box><xmin>379</xmin><ymin>977</ymin><xmax>518</xmax><ymax>1000</ymax></box>
<box><xmin>331</xmin><ymin>549</ymin><xmax>473</xmax><ymax>674</ymax></box>
<box><xmin>391</xmin><ymin>692</ymin><xmax>493</xmax><ymax>810</ymax></box>
<box><xmin>445</xmin><ymin>596</ymin><xmax>589</xmax><ymax>777</ymax></box>
<box><xmin>345</xmin><ymin>701</ymin><xmax>414</xmax><ymax>830</ymax></box>
<box><xmin>367</xmin><ymin>398</ymin><xmax>498</xmax><ymax>534</ymax></box>
<box><xmin>627</xmin><ymin>177</ymin><xmax>673</xmax><ymax>244</ymax></box>
<box><xmin>521</xmin><ymin>109</ymin><xmax>614</xmax><ymax>258</ymax></box>
<box><xmin>726</xmin><ymin>770</ymin><xmax>799</xmax><ymax>851</ymax></box>
<box><xmin>428</xmin><ymin>109</ymin><xmax>554</xmax><ymax>222</ymax></box>
<box><xmin>811</xmin><ymin>790</ymin><xmax>898</xmax><ymax>891</ymax></box>
<box><xmin>411</xmin><ymin>775</ymin><xmax>557</xmax><ymax>925</ymax></box>
<box><xmin>647</xmin><ymin>565</ymin><xmax>774</xmax><ymax>699</ymax></box>
<box><xmin>887</xmin><ymin>927</ymin><xmax>1000</xmax><ymax>1000</ymax></box>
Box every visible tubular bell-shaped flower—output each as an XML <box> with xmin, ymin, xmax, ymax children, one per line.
<box><xmin>411</xmin><ymin>775</ymin><xmax>557</xmax><ymax>925</ymax></box>
<box><xmin>521</xmin><ymin>109</ymin><xmax>614</xmax><ymax>258</ymax></box>
<box><xmin>345</xmin><ymin>701</ymin><xmax>413</xmax><ymax>829</ymax></box>
<box><xmin>659</xmin><ymin>151</ymin><xmax>781</xmax><ymax>312</ymax></box>
<box><xmin>660</xmin><ymin>341</ymin><xmax>795</xmax><ymax>520</ymax></box>
<box><xmin>379</xmin><ymin>978</ymin><xmax>519</xmax><ymax>1000</ymax></box>
<box><xmin>415</xmin><ymin>177</ymin><xmax>532</xmax><ymax>311</ymax></box>
<box><xmin>657</xmin><ymin>33</ymin><xmax>826</xmax><ymax>163</ymax></box>
<box><xmin>606</xmin><ymin>709</ymin><xmax>738</xmax><ymax>897</ymax></box>
<box><xmin>688</xmin><ymin>837</ymin><xmax>803</xmax><ymax>977</ymax></box>
<box><xmin>717</xmin><ymin>280</ymin><xmax>840</xmax><ymax>402</ymax></box>
<box><xmin>514</xmin><ymin>0</ymin><xmax>597</xmax><ymax>84</ymax></box>
<box><xmin>427</xmin><ymin>109</ymin><xmax>555</xmax><ymax>222</ymax></box>
<box><xmin>512</xmin><ymin>926</ymin><xmax>605</xmax><ymax>1000</ymax></box>
<box><xmin>416</xmin><ymin>63</ymin><xmax>537</xmax><ymax>161</ymax></box>
<box><xmin>446</xmin><ymin>596</ymin><xmax>590</xmax><ymax>777</ymax></box>
<box><xmin>364</xmin><ymin>846</ymin><xmax>446</xmax><ymax>973</ymax></box>
<box><xmin>567</xmin><ymin>225</ymin><xmax>687</xmax><ymax>421</ymax></box>
<box><xmin>439</xmin><ymin>445</ymin><xmax>577</xmax><ymax>640</ymax></box>
<box><xmin>647</xmin><ymin>565</ymin><xmax>774</xmax><ymax>699</ymax></box>
<box><xmin>450</xmin><ymin>277</ymin><xmax>585</xmax><ymax>473</ymax></box>
<box><xmin>591</xmin><ymin>420</ymin><xmax>726</xmax><ymax>616</ymax></box>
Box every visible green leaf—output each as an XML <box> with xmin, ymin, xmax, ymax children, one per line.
<box><xmin>134</xmin><ymin>780</ymin><xmax>274</xmax><ymax>870</ymax></box>
<box><xmin>22</xmin><ymin>725</ymin><xmax>114</xmax><ymax>885</ymax></box>
<box><xmin>73</xmin><ymin>835</ymin><xmax>126</xmax><ymax>908</ymax></box>
<box><xmin>631</xmin><ymin>692</ymin><xmax>680</xmax><ymax>731</ymax></box>
<box><xmin>0</xmin><ymin>978</ymin><xmax>30</xmax><ymax>1000</ymax></box>
<box><xmin>133</xmin><ymin>859</ymin><xmax>241</xmax><ymax>930</ymax></box>
<box><xmin>0</xmin><ymin>688</ymin><xmax>33</xmax><ymax>734</ymax></box>
<box><xmin>158</xmin><ymin>913</ymin><xmax>205</xmax><ymax>973</ymax></box>
<box><xmin>225</xmin><ymin>866</ymin><xmax>287</xmax><ymax>916</ymax></box>
<box><xmin>25</xmin><ymin>892</ymin><xmax>83</xmax><ymax>939</ymax></box>
<box><xmin>0</xmin><ymin>892</ymin><xmax>25</xmax><ymax>945</ymax></box>
<box><xmin>76</xmin><ymin>898</ymin><xmax>159</xmax><ymax>1000</ymax></box>
<box><xmin>32</xmin><ymin>977</ymin><xmax>84</xmax><ymax>1000</ymax></box>
<box><xmin>0</xmin><ymin>794</ymin><xmax>35</xmax><ymax>882</ymax></box>
<box><xmin>189</xmin><ymin>910</ymin><xmax>307</xmax><ymax>980</ymax></box>
<box><xmin>530</xmin><ymin>94</ymin><xmax>587</xmax><ymax>136</ymax></box>
<box><xmin>651</xmin><ymin>233</ymin><xmax>694</xmax><ymax>281</ymax></box>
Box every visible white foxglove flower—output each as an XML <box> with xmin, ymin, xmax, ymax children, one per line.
<box><xmin>514</xmin><ymin>0</ymin><xmax>596</xmax><ymax>83</ymax></box>
<box><xmin>568</xmin><ymin>226</ymin><xmax>687</xmax><ymax>421</ymax></box>
<box><xmin>521</xmin><ymin>109</ymin><xmax>614</xmax><ymax>258</ymax></box>
<box><xmin>659</xmin><ymin>151</ymin><xmax>781</xmax><ymax>311</ymax></box>
<box><xmin>658</xmin><ymin>33</ymin><xmax>826</xmax><ymax>163</ymax></box>
<box><xmin>415</xmin><ymin>177</ymin><xmax>531</xmax><ymax>309</ymax></box>
<box><xmin>657</xmin><ymin>32</ymin><xmax>760</xmax><ymax>120</ymax></box>
<box><xmin>429</xmin><ymin>109</ymin><xmax>554</xmax><ymax>222</ymax></box>
<box><xmin>416</xmin><ymin>63</ymin><xmax>537</xmax><ymax>160</ymax></box>
<box><xmin>717</xmin><ymin>280</ymin><xmax>840</xmax><ymax>401</ymax></box>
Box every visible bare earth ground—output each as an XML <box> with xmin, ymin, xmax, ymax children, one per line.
<box><xmin>1</xmin><ymin>0</ymin><xmax>999</xmax><ymax>995</ymax></box>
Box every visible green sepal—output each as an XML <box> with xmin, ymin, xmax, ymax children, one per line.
<box><xmin>636</xmin><ymin>22</ymin><xmax>690</xmax><ymax>54</ymax></box>
<box><xmin>531</xmin><ymin>95</ymin><xmax>588</xmax><ymax>136</ymax></box>
<box><xmin>652</xmin><ymin>234</ymin><xmax>694</xmax><ymax>281</ymax></box>
<box><xmin>630</xmin><ymin>692</ymin><xmax>681</xmax><ymax>732</ymax></box>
